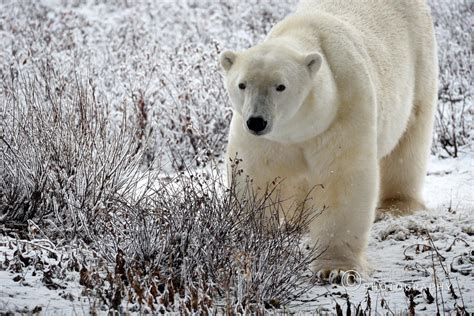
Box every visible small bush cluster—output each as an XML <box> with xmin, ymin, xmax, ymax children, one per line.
<box><xmin>82</xmin><ymin>166</ymin><xmax>318</xmax><ymax>313</ymax></box>
<box><xmin>1</xmin><ymin>62</ymin><xmax>145</xmax><ymax>239</ymax></box>
<box><xmin>430</xmin><ymin>0</ymin><xmax>473</xmax><ymax>157</ymax></box>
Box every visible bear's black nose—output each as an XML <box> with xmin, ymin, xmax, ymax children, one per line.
<box><xmin>246</xmin><ymin>116</ymin><xmax>267</xmax><ymax>134</ymax></box>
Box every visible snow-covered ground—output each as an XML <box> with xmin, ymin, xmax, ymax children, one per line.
<box><xmin>1</xmin><ymin>149</ymin><xmax>472</xmax><ymax>314</ymax></box>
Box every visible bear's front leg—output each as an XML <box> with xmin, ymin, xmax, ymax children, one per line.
<box><xmin>309</xmin><ymin>154</ymin><xmax>378</xmax><ymax>281</ymax></box>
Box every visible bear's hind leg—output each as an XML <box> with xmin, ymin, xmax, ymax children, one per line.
<box><xmin>378</xmin><ymin>103</ymin><xmax>435</xmax><ymax>216</ymax></box>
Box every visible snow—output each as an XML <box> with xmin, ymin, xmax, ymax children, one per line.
<box><xmin>0</xmin><ymin>270</ymin><xmax>88</xmax><ymax>315</ymax></box>
<box><xmin>0</xmin><ymin>239</ymin><xmax>90</xmax><ymax>314</ymax></box>
<box><xmin>425</xmin><ymin>146</ymin><xmax>474</xmax><ymax>210</ymax></box>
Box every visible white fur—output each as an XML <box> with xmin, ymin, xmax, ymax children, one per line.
<box><xmin>220</xmin><ymin>0</ymin><xmax>438</xmax><ymax>275</ymax></box>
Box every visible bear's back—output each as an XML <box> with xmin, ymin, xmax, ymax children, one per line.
<box><xmin>296</xmin><ymin>0</ymin><xmax>433</xmax><ymax>40</ymax></box>
<box><xmin>290</xmin><ymin>0</ymin><xmax>437</xmax><ymax>157</ymax></box>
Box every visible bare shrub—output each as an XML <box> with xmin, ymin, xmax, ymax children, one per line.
<box><xmin>0</xmin><ymin>61</ymin><xmax>148</xmax><ymax>239</ymax></box>
<box><xmin>87</xmin><ymin>164</ymin><xmax>318</xmax><ymax>313</ymax></box>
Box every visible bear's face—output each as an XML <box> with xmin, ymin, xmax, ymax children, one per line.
<box><xmin>220</xmin><ymin>45</ymin><xmax>322</xmax><ymax>140</ymax></box>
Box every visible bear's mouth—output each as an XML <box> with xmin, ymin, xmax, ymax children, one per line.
<box><xmin>248</xmin><ymin>128</ymin><xmax>270</xmax><ymax>136</ymax></box>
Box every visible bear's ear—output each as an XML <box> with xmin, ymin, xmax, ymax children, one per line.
<box><xmin>304</xmin><ymin>52</ymin><xmax>322</xmax><ymax>75</ymax></box>
<box><xmin>219</xmin><ymin>51</ymin><xmax>237</xmax><ymax>72</ymax></box>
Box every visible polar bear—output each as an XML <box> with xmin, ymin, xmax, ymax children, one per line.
<box><xmin>220</xmin><ymin>0</ymin><xmax>437</xmax><ymax>278</ymax></box>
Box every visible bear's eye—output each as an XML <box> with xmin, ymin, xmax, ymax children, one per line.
<box><xmin>276</xmin><ymin>84</ymin><xmax>286</xmax><ymax>92</ymax></box>
<box><xmin>238</xmin><ymin>83</ymin><xmax>246</xmax><ymax>90</ymax></box>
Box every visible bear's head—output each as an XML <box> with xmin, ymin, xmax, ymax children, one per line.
<box><xmin>220</xmin><ymin>43</ymin><xmax>333</xmax><ymax>143</ymax></box>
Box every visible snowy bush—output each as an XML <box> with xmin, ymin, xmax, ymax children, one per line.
<box><xmin>83</xmin><ymin>167</ymin><xmax>318</xmax><ymax>313</ymax></box>
<box><xmin>430</xmin><ymin>0</ymin><xmax>473</xmax><ymax>157</ymax></box>
<box><xmin>0</xmin><ymin>61</ymin><xmax>147</xmax><ymax>238</ymax></box>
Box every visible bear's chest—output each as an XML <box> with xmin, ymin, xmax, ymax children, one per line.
<box><xmin>250</xmin><ymin>141</ymin><xmax>309</xmax><ymax>179</ymax></box>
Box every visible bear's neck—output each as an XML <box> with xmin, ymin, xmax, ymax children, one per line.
<box><xmin>264</xmin><ymin>35</ymin><xmax>321</xmax><ymax>57</ymax></box>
